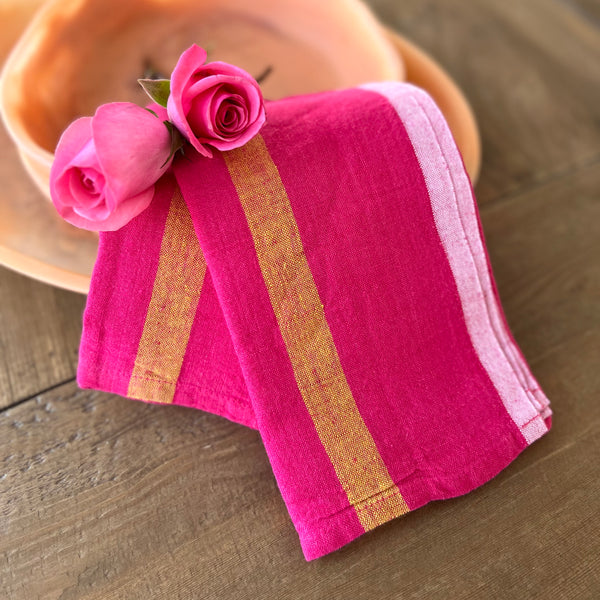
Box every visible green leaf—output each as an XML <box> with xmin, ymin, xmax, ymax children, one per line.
<box><xmin>138</xmin><ymin>78</ymin><xmax>171</xmax><ymax>108</ymax></box>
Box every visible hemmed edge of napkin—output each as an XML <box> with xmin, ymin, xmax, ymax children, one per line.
<box><xmin>298</xmin><ymin>435</ymin><xmax>536</xmax><ymax>561</ymax></box>
<box><xmin>78</xmin><ymin>349</ymin><xmax>256</xmax><ymax>428</ymax></box>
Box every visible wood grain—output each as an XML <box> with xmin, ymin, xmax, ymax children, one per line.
<box><xmin>368</xmin><ymin>0</ymin><xmax>600</xmax><ymax>204</ymax></box>
<box><xmin>481</xmin><ymin>162</ymin><xmax>600</xmax><ymax>360</ymax></box>
<box><xmin>569</xmin><ymin>0</ymin><xmax>600</xmax><ymax>24</ymax></box>
<box><xmin>0</xmin><ymin>267</ymin><xmax>84</xmax><ymax>408</ymax></box>
<box><xmin>1</xmin><ymin>162</ymin><xmax>599</xmax><ymax>600</ymax></box>
<box><xmin>1</xmin><ymin>0</ymin><xmax>599</xmax><ymax>598</ymax></box>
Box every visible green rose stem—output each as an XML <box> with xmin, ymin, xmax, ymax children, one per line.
<box><xmin>162</xmin><ymin>121</ymin><xmax>185</xmax><ymax>167</ymax></box>
<box><xmin>138</xmin><ymin>80</ymin><xmax>183</xmax><ymax>166</ymax></box>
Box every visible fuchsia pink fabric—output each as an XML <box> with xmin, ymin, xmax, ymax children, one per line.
<box><xmin>78</xmin><ymin>82</ymin><xmax>551</xmax><ymax>560</ymax></box>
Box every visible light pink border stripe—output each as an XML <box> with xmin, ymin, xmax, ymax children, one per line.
<box><xmin>399</xmin><ymin>87</ymin><xmax>550</xmax><ymax>418</ymax></box>
<box><xmin>362</xmin><ymin>82</ymin><xmax>550</xmax><ymax>444</ymax></box>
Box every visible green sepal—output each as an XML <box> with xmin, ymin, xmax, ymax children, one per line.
<box><xmin>138</xmin><ymin>78</ymin><xmax>171</xmax><ymax>108</ymax></box>
<box><xmin>161</xmin><ymin>121</ymin><xmax>185</xmax><ymax>168</ymax></box>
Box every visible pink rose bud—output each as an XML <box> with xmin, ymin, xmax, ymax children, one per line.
<box><xmin>50</xmin><ymin>102</ymin><xmax>173</xmax><ymax>231</ymax></box>
<box><xmin>167</xmin><ymin>44</ymin><xmax>266</xmax><ymax>157</ymax></box>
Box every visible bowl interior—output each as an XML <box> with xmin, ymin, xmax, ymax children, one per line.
<box><xmin>2</xmin><ymin>0</ymin><xmax>401</xmax><ymax>157</ymax></box>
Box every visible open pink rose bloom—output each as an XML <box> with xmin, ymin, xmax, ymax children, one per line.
<box><xmin>167</xmin><ymin>44</ymin><xmax>266</xmax><ymax>157</ymax></box>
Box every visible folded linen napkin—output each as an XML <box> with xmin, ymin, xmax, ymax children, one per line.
<box><xmin>78</xmin><ymin>82</ymin><xmax>551</xmax><ymax>560</ymax></box>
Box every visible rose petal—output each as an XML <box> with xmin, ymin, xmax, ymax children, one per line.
<box><xmin>50</xmin><ymin>117</ymin><xmax>105</xmax><ymax>227</ymax></box>
<box><xmin>186</xmin><ymin>81</ymin><xmax>226</xmax><ymax>137</ymax></box>
<box><xmin>206</xmin><ymin>90</ymin><xmax>245</xmax><ymax>136</ymax></box>
<box><xmin>89</xmin><ymin>185</ymin><xmax>156</xmax><ymax>231</ymax></box>
<box><xmin>172</xmin><ymin>76</ymin><xmax>229</xmax><ymax>155</ymax></box>
<box><xmin>167</xmin><ymin>44</ymin><xmax>212</xmax><ymax>157</ymax></box>
<box><xmin>50</xmin><ymin>118</ymin><xmax>96</xmax><ymax>210</ymax></box>
<box><xmin>217</xmin><ymin>101</ymin><xmax>246</xmax><ymax>132</ymax></box>
<box><xmin>68</xmin><ymin>168</ymin><xmax>104</xmax><ymax>209</ymax></box>
<box><xmin>73</xmin><ymin>202</ymin><xmax>111</xmax><ymax>222</ymax></box>
<box><xmin>209</xmin><ymin>102</ymin><xmax>266</xmax><ymax>151</ymax></box>
<box><xmin>199</xmin><ymin>65</ymin><xmax>264</xmax><ymax>122</ymax></box>
<box><xmin>93</xmin><ymin>102</ymin><xmax>172</xmax><ymax>201</ymax></box>
<box><xmin>166</xmin><ymin>47</ymin><xmax>265</xmax><ymax>156</ymax></box>
<box><xmin>214</xmin><ymin>98</ymin><xmax>247</xmax><ymax>137</ymax></box>
<box><xmin>146</xmin><ymin>102</ymin><xmax>169</xmax><ymax>121</ymax></box>
<box><xmin>197</xmin><ymin>61</ymin><xmax>258</xmax><ymax>83</ymax></box>
<box><xmin>64</xmin><ymin>185</ymin><xmax>155</xmax><ymax>231</ymax></box>
<box><xmin>79</xmin><ymin>167</ymin><xmax>106</xmax><ymax>197</ymax></box>
<box><xmin>184</xmin><ymin>76</ymin><xmax>256</xmax><ymax>141</ymax></box>
<box><xmin>50</xmin><ymin>116</ymin><xmax>94</xmax><ymax>177</ymax></box>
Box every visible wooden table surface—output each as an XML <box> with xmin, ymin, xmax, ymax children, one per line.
<box><xmin>1</xmin><ymin>1</ymin><xmax>599</xmax><ymax>598</ymax></box>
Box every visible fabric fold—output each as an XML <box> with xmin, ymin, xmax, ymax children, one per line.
<box><xmin>78</xmin><ymin>82</ymin><xmax>551</xmax><ymax>560</ymax></box>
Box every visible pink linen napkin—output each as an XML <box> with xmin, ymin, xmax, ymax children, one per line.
<box><xmin>78</xmin><ymin>82</ymin><xmax>551</xmax><ymax>560</ymax></box>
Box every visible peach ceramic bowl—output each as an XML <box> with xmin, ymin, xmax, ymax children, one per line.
<box><xmin>0</xmin><ymin>1</ymin><xmax>481</xmax><ymax>295</ymax></box>
<box><xmin>0</xmin><ymin>0</ymin><xmax>403</xmax><ymax>199</ymax></box>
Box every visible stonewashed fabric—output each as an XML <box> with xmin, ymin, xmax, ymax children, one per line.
<box><xmin>78</xmin><ymin>82</ymin><xmax>551</xmax><ymax>560</ymax></box>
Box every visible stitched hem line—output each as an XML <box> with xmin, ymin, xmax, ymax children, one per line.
<box><xmin>78</xmin><ymin>353</ymin><xmax>256</xmax><ymax>427</ymax></box>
